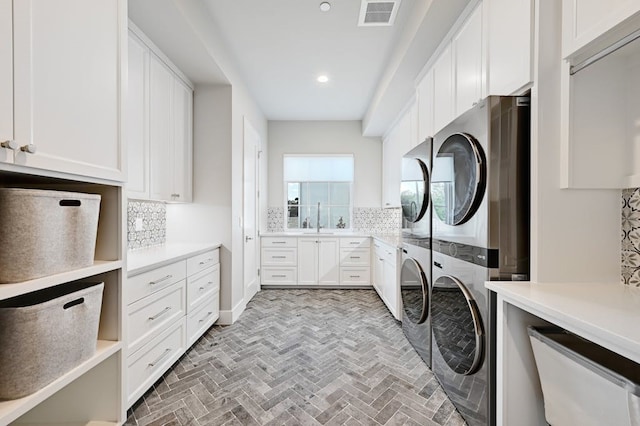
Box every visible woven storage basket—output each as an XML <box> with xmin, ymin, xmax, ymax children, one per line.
<box><xmin>0</xmin><ymin>188</ymin><xmax>101</xmax><ymax>283</ymax></box>
<box><xmin>0</xmin><ymin>281</ymin><xmax>104</xmax><ymax>399</ymax></box>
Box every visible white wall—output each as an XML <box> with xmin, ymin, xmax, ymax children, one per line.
<box><xmin>268</xmin><ymin>121</ymin><xmax>382</xmax><ymax>208</ymax></box>
<box><xmin>162</xmin><ymin>0</ymin><xmax>269</xmax><ymax>323</ymax></box>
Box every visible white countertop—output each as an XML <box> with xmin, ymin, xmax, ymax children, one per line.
<box><xmin>486</xmin><ymin>281</ymin><xmax>640</xmax><ymax>364</ymax></box>
<box><xmin>127</xmin><ymin>242</ymin><xmax>221</xmax><ymax>276</ymax></box>
<box><xmin>261</xmin><ymin>231</ymin><xmax>404</xmax><ymax>248</ymax></box>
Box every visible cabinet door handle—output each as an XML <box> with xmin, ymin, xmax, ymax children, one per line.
<box><xmin>148</xmin><ymin>306</ymin><xmax>172</xmax><ymax>321</ymax></box>
<box><xmin>0</xmin><ymin>140</ymin><xmax>17</xmax><ymax>150</ymax></box>
<box><xmin>199</xmin><ymin>311</ymin><xmax>214</xmax><ymax>323</ymax></box>
<box><xmin>148</xmin><ymin>348</ymin><xmax>172</xmax><ymax>367</ymax></box>
<box><xmin>20</xmin><ymin>144</ymin><xmax>36</xmax><ymax>154</ymax></box>
<box><xmin>245</xmin><ymin>236</ymin><xmax>254</xmax><ymax>242</ymax></box>
<box><xmin>171</xmin><ymin>193</ymin><xmax>181</xmax><ymax>198</ymax></box>
<box><xmin>149</xmin><ymin>274</ymin><xmax>173</xmax><ymax>285</ymax></box>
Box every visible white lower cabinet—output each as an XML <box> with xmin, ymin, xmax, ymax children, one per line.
<box><xmin>261</xmin><ymin>236</ymin><xmax>371</xmax><ymax>286</ymax></box>
<box><xmin>373</xmin><ymin>240</ymin><xmax>400</xmax><ymax>320</ymax></box>
<box><xmin>126</xmin><ymin>248</ymin><xmax>219</xmax><ymax>407</ymax></box>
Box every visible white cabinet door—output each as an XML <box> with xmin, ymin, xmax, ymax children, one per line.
<box><xmin>433</xmin><ymin>43</ymin><xmax>454</xmax><ymax>133</ymax></box>
<box><xmin>172</xmin><ymin>77</ymin><xmax>193</xmax><ymax>202</ymax></box>
<box><xmin>12</xmin><ymin>0</ymin><xmax>123</xmax><ymax>181</ymax></box>
<box><xmin>562</xmin><ymin>0</ymin><xmax>640</xmax><ymax>59</ymax></box>
<box><xmin>416</xmin><ymin>69</ymin><xmax>434</xmax><ymax>142</ymax></box>
<box><xmin>382</xmin><ymin>112</ymin><xmax>411</xmax><ymax>208</ymax></box>
<box><xmin>486</xmin><ymin>0</ymin><xmax>533</xmax><ymax>95</ymax></box>
<box><xmin>373</xmin><ymin>247</ymin><xmax>384</xmax><ymax>295</ymax></box>
<box><xmin>297</xmin><ymin>238</ymin><xmax>318</xmax><ymax>285</ymax></box>
<box><xmin>318</xmin><ymin>238</ymin><xmax>339</xmax><ymax>285</ymax></box>
<box><xmin>127</xmin><ymin>32</ymin><xmax>150</xmax><ymax>199</ymax></box>
<box><xmin>0</xmin><ymin>0</ymin><xmax>13</xmax><ymax>164</ymax></box>
<box><xmin>149</xmin><ymin>54</ymin><xmax>173</xmax><ymax>201</ymax></box>
<box><xmin>454</xmin><ymin>3</ymin><xmax>483</xmax><ymax>117</ymax></box>
<box><xmin>383</xmin><ymin>259</ymin><xmax>398</xmax><ymax>318</ymax></box>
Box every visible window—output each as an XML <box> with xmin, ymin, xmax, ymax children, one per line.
<box><xmin>284</xmin><ymin>155</ymin><xmax>354</xmax><ymax>230</ymax></box>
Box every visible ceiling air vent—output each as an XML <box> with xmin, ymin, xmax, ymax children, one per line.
<box><xmin>358</xmin><ymin>0</ymin><xmax>401</xmax><ymax>27</ymax></box>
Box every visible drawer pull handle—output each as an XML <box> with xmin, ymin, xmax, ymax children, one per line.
<box><xmin>350</xmin><ymin>275</ymin><xmax>361</xmax><ymax>278</ymax></box>
<box><xmin>199</xmin><ymin>286</ymin><xmax>205</xmax><ymax>291</ymax></box>
<box><xmin>272</xmin><ymin>255</ymin><xmax>287</xmax><ymax>259</ymax></box>
<box><xmin>148</xmin><ymin>348</ymin><xmax>172</xmax><ymax>367</ymax></box>
<box><xmin>350</xmin><ymin>242</ymin><xmax>359</xmax><ymax>245</ymax></box>
<box><xmin>272</xmin><ymin>241</ymin><xmax>287</xmax><ymax>244</ymax></box>
<box><xmin>199</xmin><ymin>311</ymin><xmax>214</xmax><ymax>323</ymax></box>
<box><xmin>199</xmin><ymin>258</ymin><xmax>214</xmax><ymax>266</ymax></box>
<box><xmin>148</xmin><ymin>307</ymin><xmax>172</xmax><ymax>321</ymax></box>
<box><xmin>273</xmin><ymin>274</ymin><xmax>287</xmax><ymax>278</ymax></box>
<box><xmin>349</xmin><ymin>256</ymin><xmax>360</xmax><ymax>259</ymax></box>
<box><xmin>149</xmin><ymin>275</ymin><xmax>173</xmax><ymax>285</ymax></box>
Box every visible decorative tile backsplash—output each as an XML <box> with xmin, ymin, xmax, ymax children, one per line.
<box><xmin>127</xmin><ymin>200</ymin><xmax>167</xmax><ymax>250</ymax></box>
<box><xmin>266</xmin><ymin>207</ymin><xmax>401</xmax><ymax>234</ymax></box>
<box><xmin>621</xmin><ymin>188</ymin><xmax>640</xmax><ymax>286</ymax></box>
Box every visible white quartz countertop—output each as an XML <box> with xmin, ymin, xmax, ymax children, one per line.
<box><xmin>486</xmin><ymin>281</ymin><xmax>640</xmax><ymax>364</ymax></box>
<box><xmin>127</xmin><ymin>242</ymin><xmax>221</xmax><ymax>276</ymax></box>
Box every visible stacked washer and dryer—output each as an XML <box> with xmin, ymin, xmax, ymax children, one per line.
<box><xmin>400</xmin><ymin>96</ymin><xmax>531</xmax><ymax>426</ymax></box>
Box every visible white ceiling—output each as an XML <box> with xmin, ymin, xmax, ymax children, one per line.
<box><xmin>129</xmin><ymin>0</ymin><xmax>471</xmax><ymax>135</ymax></box>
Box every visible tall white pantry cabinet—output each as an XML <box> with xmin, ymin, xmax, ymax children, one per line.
<box><xmin>0</xmin><ymin>0</ymin><xmax>127</xmax><ymax>424</ymax></box>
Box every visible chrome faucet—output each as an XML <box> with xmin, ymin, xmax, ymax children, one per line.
<box><xmin>317</xmin><ymin>202</ymin><xmax>321</xmax><ymax>233</ymax></box>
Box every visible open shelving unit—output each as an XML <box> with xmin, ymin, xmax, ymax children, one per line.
<box><xmin>0</xmin><ymin>169</ymin><xmax>125</xmax><ymax>425</ymax></box>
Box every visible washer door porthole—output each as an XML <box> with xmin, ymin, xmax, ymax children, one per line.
<box><xmin>401</xmin><ymin>158</ymin><xmax>430</xmax><ymax>224</ymax></box>
<box><xmin>400</xmin><ymin>258</ymin><xmax>429</xmax><ymax>325</ymax></box>
<box><xmin>431</xmin><ymin>133</ymin><xmax>486</xmax><ymax>226</ymax></box>
<box><xmin>431</xmin><ymin>274</ymin><xmax>484</xmax><ymax>375</ymax></box>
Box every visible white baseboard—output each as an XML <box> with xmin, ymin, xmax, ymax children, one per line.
<box><xmin>217</xmin><ymin>299</ymin><xmax>247</xmax><ymax>325</ymax></box>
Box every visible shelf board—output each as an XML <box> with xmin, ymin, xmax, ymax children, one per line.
<box><xmin>0</xmin><ymin>260</ymin><xmax>123</xmax><ymax>301</ymax></box>
<box><xmin>0</xmin><ymin>340</ymin><xmax>122</xmax><ymax>426</ymax></box>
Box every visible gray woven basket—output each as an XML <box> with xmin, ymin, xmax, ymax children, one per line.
<box><xmin>0</xmin><ymin>281</ymin><xmax>104</xmax><ymax>399</ymax></box>
<box><xmin>0</xmin><ymin>188</ymin><xmax>101</xmax><ymax>283</ymax></box>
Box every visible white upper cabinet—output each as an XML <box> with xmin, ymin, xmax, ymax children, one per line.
<box><xmin>149</xmin><ymin>54</ymin><xmax>174</xmax><ymax>201</ymax></box>
<box><xmin>416</xmin><ymin>68</ymin><xmax>434</xmax><ymax>142</ymax></box>
<box><xmin>127</xmin><ymin>25</ymin><xmax>193</xmax><ymax>202</ymax></box>
<box><xmin>453</xmin><ymin>3</ymin><xmax>483</xmax><ymax>117</ymax></box>
<box><xmin>382</xmin><ymin>108</ymin><xmax>412</xmax><ymax>208</ymax></box>
<box><xmin>432</xmin><ymin>43</ymin><xmax>454</xmax><ymax>134</ymax></box>
<box><xmin>10</xmin><ymin>0</ymin><xmax>124</xmax><ymax>181</ymax></box>
<box><xmin>563</xmin><ymin>0</ymin><xmax>640</xmax><ymax>60</ymax></box>
<box><xmin>127</xmin><ymin>32</ymin><xmax>150</xmax><ymax>199</ymax></box>
<box><xmin>0</xmin><ymin>0</ymin><xmax>13</xmax><ymax>164</ymax></box>
<box><xmin>172</xmin><ymin>78</ymin><xmax>193</xmax><ymax>203</ymax></box>
<box><xmin>486</xmin><ymin>0</ymin><xmax>533</xmax><ymax>95</ymax></box>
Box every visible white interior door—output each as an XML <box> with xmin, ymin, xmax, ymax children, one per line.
<box><xmin>243</xmin><ymin>117</ymin><xmax>260</xmax><ymax>301</ymax></box>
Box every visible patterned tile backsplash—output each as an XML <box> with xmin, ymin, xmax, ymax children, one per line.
<box><xmin>267</xmin><ymin>207</ymin><xmax>401</xmax><ymax>234</ymax></box>
<box><xmin>127</xmin><ymin>200</ymin><xmax>167</xmax><ymax>250</ymax></box>
<box><xmin>622</xmin><ymin>188</ymin><xmax>640</xmax><ymax>286</ymax></box>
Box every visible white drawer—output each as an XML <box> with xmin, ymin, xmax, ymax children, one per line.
<box><xmin>261</xmin><ymin>236</ymin><xmax>297</xmax><ymax>247</ymax></box>
<box><xmin>187</xmin><ymin>264</ymin><xmax>220</xmax><ymax>313</ymax></box>
<box><xmin>187</xmin><ymin>291</ymin><xmax>219</xmax><ymax>347</ymax></box>
<box><xmin>187</xmin><ymin>249</ymin><xmax>219</xmax><ymax>277</ymax></box>
<box><xmin>340</xmin><ymin>237</ymin><xmax>370</xmax><ymax>248</ymax></box>
<box><xmin>340</xmin><ymin>267</ymin><xmax>371</xmax><ymax>285</ymax></box>
<box><xmin>340</xmin><ymin>248</ymin><xmax>371</xmax><ymax>266</ymax></box>
<box><xmin>127</xmin><ymin>280</ymin><xmax>186</xmax><ymax>354</ymax></box>
<box><xmin>127</xmin><ymin>317</ymin><xmax>186</xmax><ymax>406</ymax></box>
<box><xmin>127</xmin><ymin>261</ymin><xmax>186</xmax><ymax>304</ymax></box>
<box><xmin>261</xmin><ymin>247</ymin><xmax>297</xmax><ymax>266</ymax></box>
<box><xmin>261</xmin><ymin>267</ymin><xmax>297</xmax><ymax>285</ymax></box>
<box><xmin>374</xmin><ymin>243</ymin><xmax>397</xmax><ymax>266</ymax></box>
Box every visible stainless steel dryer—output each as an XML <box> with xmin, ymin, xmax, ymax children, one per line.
<box><xmin>401</xmin><ymin>138</ymin><xmax>432</xmax><ymax>239</ymax></box>
<box><xmin>400</xmin><ymin>240</ymin><xmax>431</xmax><ymax>366</ymax></box>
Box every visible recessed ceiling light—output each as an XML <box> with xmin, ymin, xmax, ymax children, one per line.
<box><xmin>317</xmin><ymin>75</ymin><xmax>329</xmax><ymax>83</ymax></box>
<box><xmin>319</xmin><ymin>2</ymin><xmax>331</xmax><ymax>12</ymax></box>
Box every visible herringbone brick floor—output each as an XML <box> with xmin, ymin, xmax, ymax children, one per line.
<box><xmin>126</xmin><ymin>289</ymin><xmax>467</xmax><ymax>426</ymax></box>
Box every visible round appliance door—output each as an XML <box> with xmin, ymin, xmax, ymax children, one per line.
<box><xmin>431</xmin><ymin>275</ymin><xmax>484</xmax><ymax>375</ymax></box>
<box><xmin>400</xmin><ymin>258</ymin><xmax>429</xmax><ymax>324</ymax></box>
<box><xmin>401</xmin><ymin>158</ymin><xmax>429</xmax><ymax>223</ymax></box>
<box><xmin>431</xmin><ymin>133</ymin><xmax>486</xmax><ymax>225</ymax></box>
